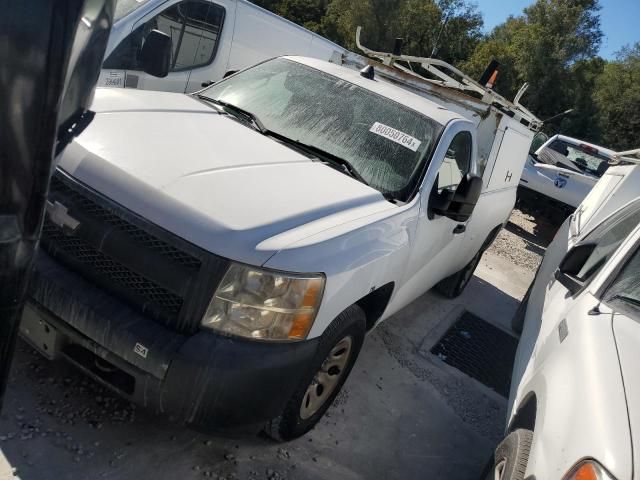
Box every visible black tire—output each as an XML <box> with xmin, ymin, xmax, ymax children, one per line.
<box><xmin>264</xmin><ymin>304</ymin><xmax>366</xmax><ymax>441</ymax></box>
<box><xmin>435</xmin><ymin>250</ymin><xmax>482</xmax><ymax>299</ymax></box>
<box><xmin>491</xmin><ymin>429</ymin><xmax>533</xmax><ymax>480</ymax></box>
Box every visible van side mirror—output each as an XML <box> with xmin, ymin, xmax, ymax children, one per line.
<box><xmin>554</xmin><ymin>243</ymin><xmax>597</xmax><ymax>294</ymax></box>
<box><xmin>430</xmin><ymin>174</ymin><xmax>483</xmax><ymax>222</ymax></box>
<box><xmin>139</xmin><ymin>30</ymin><xmax>172</xmax><ymax>78</ymax></box>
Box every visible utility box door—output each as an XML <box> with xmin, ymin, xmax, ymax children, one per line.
<box><xmin>487</xmin><ymin>127</ymin><xmax>531</xmax><ymax>191</ymax></box>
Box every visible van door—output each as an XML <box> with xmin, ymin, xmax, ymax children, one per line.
<box><xmin>398</xmin><ymin>128</ymin><xmax>475</xmax><ymax>304</ymax></box>
<box><xmin>102</xmin><ymin>0</ymin><xmax>234</xmax><ymax>93</ymax></box>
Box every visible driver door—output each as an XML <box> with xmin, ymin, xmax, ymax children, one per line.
<box><xmin>400</xmin><ymin>126</ymin><xmax>475</xmax><ymax>303</ymax></box>
<box><xmin>102</xmin><ymin>0</ymin><xmax>233</xmax><ymax>92</ymax></box>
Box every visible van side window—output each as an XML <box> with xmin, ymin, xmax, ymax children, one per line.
<box><xmin>574</xmin><ymin>202</ymin><xmax>640</xmax><ymax>283</ymax></box>
<box><xmin>437</xmin><ymin>131</ymin><xmax>472</xmax><ymax>193</ymax></box>
<box><xmin>605</xmin><ymin>246</ymin><xmax>640</xmax><ymax>318</ymax></box>
<box><xmin>103</xmin><ymin>1</ymin><xmax>225</xmax><ymax>72</ymax></box>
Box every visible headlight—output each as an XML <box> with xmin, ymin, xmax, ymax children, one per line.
<box><xmin>564</xmin><ymin>460</ymin><xmax>616</xmax><ymax>480</ymax></box>
<box><xmin>201</xmin><ymin>263</ymin><xmax>325</xmax><ymax>341</ymax></box>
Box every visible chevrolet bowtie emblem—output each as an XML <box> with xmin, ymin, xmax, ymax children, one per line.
<box><xmin>46</xmin><ymin>200</ymin><xmax>80</xmax><ymax>234</ymax></box>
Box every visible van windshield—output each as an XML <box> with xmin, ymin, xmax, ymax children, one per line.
<box><xmin>200</xmin><ymin>58</ymin><xmax>443</xmax><ymax>201</ymax></box>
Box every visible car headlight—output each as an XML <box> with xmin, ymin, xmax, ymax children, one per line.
<box><xmin>564</xmin><ymin>460</ymin><xmax>616</xmax><ymax>480</ymax></box>
<box><xmin>201</xmin><ymin>263</ymin><xmax>325</xmax><ymax>341</ymax></box>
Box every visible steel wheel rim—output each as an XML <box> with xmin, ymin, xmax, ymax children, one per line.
<box><xmin>300</xmin><ymin>336</ymin><xmax>353</xmax><ymax>420</ymax></box>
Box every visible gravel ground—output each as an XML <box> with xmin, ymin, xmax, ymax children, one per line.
<box><xmin>0</xmin><ymin>208</ymin><xmax>552</xmax><ymax>480</ymax></box>
<box><xmin>487</xmin><ymin>209</ymin><xmax>557</xmax><ymax>272</ymax></box>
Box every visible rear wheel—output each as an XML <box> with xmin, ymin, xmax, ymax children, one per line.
<box><xmin>491</xmin><ymin>429</ymin><xmax>533</xmax><ymax>480</ymax></box>
<box><xmin>435</xmin><ymin>250</ymin><xmax>482</xmax><ymax>299</ymax></box>
<box><xmin>264</xmin><ymin>304</ymin><xmax>366</xmax><ymax>441</ymax></box>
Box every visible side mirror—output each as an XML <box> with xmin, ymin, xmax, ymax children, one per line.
<box><xmin>139</xmin><ymin>29</ymin><xmax>172</xmax><ymax>78</ymax></box>
<box><xmin>430</xmin><ymin>174</ymin><xmax>483</xmax><ymax>222</ymax></box>
<box><xmin>554</xmin><ymin>243</ymin><xmax>596</xmax><ymax>294</ymax></box>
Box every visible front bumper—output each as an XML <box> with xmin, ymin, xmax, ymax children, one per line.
<box><xmin>23</xmin><ymin>252</ymin><xmax>319</xmax><ymax>432</ymax></box>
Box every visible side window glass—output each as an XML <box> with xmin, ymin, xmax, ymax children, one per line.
<box><xmin>437</xmin><ymin>131</ymin><xmax>471</xmax><ymax>193</ymax></box>
<box><xmin>575</xmin><ymin>203</ymin><xmax>640</xmax><ymax>282</ymax></box>
<box><xmin>605</xmin><ymin>247</ymin><xmax>640</xmax><ymax>318</ymax></box>
<box><xmin>103</xmin><ymin>1</ymin><xmax>225</xmax><ymax>72</ymax></box>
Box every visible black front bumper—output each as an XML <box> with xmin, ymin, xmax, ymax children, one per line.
<box><xmin>25</xmin><ymin>252</ymin><xmax>319</xmax><ymax>432</ymax></box>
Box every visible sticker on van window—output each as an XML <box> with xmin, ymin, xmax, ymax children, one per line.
<box><xmin>369</xmin><ymin>122</ymin><xmax>422</xmax><ymax>152</ymax></box>
<box><xmin>99</xmin><ymin>70</ymin><xmax>125</xmax><ymax>88</ymax></box>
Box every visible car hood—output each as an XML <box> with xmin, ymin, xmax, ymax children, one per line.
<box><xmin>57</xmin><ymin>88</ymin><xmax>393</xmax><ymax>266</ymax></box>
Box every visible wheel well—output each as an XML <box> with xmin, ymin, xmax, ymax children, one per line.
<box><xmin>356</xmin><ymin>283</ymin><xmax>394</xmax><ymax>331</ymax></box>
<box><xmin>508</xmin><ymin>393</ymin><xmax>537</xmax><ymax>433</ymax></box>
<box><xmin>481</xmin><ymin>224</ymin><xmax>504</xmax><ymax>252</ymax></box>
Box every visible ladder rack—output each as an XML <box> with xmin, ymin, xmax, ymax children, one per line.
<box><xmin>612</xmin><ymin>148</ymin><xmax>640</xmax><ymax>165</ymax></box>
<box><xmin>342</xmin><ymin>27</ymin><xmax>543</xmax><ymax>131</ymax></box>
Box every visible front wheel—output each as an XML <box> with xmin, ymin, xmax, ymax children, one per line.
<box><xmin>491</xmin><ymin>429</ymin><xmax>533</xmax><ymax>480</ymax></box>
<box><xmin>435</xmin><ymin>250</ymin><xmax>482</xmax><ymax>299</ymax></box>
<box><xmin>264</xmin><ymin>304</ymin><xmax>366</xmax><ymax>441</ymax></box>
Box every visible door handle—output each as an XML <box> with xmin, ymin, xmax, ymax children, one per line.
<box><xmin>201</xmin><ymin>80</ymin><xmax>214</xmax><ymax>87</ymax></box>
<box><xmin>453</xmin><ymin>224</ymin><xmax>466</xmax><ymax>234</ymax></box>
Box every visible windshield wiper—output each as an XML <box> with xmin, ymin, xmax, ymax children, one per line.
<box><xmin>611</xmin><ymin>294</ymin><xmax>640</xmax><ymax>308</ymax></box>
<box><xmin>196</xmin><ymin>95</ymin><xmax>266</xmax><ymax>133</ymax></box>
<box><xmin>263</xmin><ymin>131</ymin><xmax>370</xmax><ymax>185</ymax></box>
<box><xmin>193</xmin><ymin>99</ymin><xmax>396</xmax><ymax>201</ymax></box>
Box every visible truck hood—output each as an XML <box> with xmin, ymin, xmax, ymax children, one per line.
<box><xmin>57</xmin><ymin>88</ymin><xmax>393</xmax><ymax>266</ymax></box>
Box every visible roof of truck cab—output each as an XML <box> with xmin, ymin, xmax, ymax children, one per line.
<box><xmin>285</xmin><ymin>56</ymin><xmax>465</xmax><ymax>126</ymax></box>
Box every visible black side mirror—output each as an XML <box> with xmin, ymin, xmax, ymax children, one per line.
<box><xmin>139</xmin><ymin>29</ymin><xmax>172</xmax><ymax>78</ymax></box>
<box><xmin>430</xmin><ymin>174</ymin><xmax>483</xmax><ymax>222</ymax></box>
<box><xmin>554</xmin><ymin>243</ymin><xmax>597</xmax><ymax>294</ymax></box>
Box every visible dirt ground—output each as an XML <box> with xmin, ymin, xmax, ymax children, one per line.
<box><xmin>0</xmin><ymin>210</ymin><xmax>557</xmax><ymax>480</ymax></box>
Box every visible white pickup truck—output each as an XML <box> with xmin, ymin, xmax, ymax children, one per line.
<box><xmin>518</xmin><ymin>134</ymin><xmax>618</xmax><ymax>223</ymax></box>
<box><xmin>21</xmin><ymin>53</ymin><xmax>540</xmax><ymax>440</ymax></box>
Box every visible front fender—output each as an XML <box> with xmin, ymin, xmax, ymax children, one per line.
<box><xmin>264</xmin><ymin>203</ymin><xmax>418</xmax><ymax>339</ymax></box>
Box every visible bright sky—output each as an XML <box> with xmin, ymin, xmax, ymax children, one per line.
<box><xmin>474</xmin><ymin>0</ymin><xmax>640</xmax><ymax>59</ymax></box>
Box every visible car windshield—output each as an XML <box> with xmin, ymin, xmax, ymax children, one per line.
<box><xmin>114</xmin><ymin>0</ymin><xmax>150</xmax><ymax>22</ymax></box>
<box><xmin>538</xmin><ymin>139</ymin><xmax>610</xmax><ymax>178</ymax></box>
<box><xmin>200</xmin><ymin>58</ymin><xmax>443</xmax><ymax>200</ymax></box>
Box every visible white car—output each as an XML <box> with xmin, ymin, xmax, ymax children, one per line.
<box><xmin>494</xmin><ymin>164</ymin><xmax>640</xmax><ymax>479</ymax></box>
<box><xmin>518</xmin><ymin>134</ymin><xmax>617</xmax><ymax>223</ymax></box>
<box><xmin>21</xmin><ymin>55</ymin><xmax>539</xmax><ymax>440</ymax></box>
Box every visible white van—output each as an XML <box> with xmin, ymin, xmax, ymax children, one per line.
<box><xmin>99</xmin><ymin>0</ymin><xmax>345</xmax><ymax>93</ymax></box>
<box><xmin>22</xmin><ymin>51</ymin><xmax>541</xmax><ymax>440</ymax></box>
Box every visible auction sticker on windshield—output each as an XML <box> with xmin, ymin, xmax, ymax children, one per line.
<box><xmin>369</xmin><ymin>122</ymin><xmax>422</xmax><ymax>152</ymax></box>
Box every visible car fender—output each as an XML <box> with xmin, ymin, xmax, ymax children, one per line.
<box><xmin>263</xmin><ymin>200</ymin><xmax>419</xmax><ymax>339</ymax></box>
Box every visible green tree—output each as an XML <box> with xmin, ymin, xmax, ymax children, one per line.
<box><xmin>252</xmin><ymin>0</ymin><xmax>327</xmax><ymax>32</ymax></box>
<box><xmin>321</xmin><ymin>0</ymin><xmax>400</xmax><ymax>51</ymax></box>
<box><xmin>320</xmin><ymin>0</ymin><xmax>482</xmax><ymax>62</ymax></box>
<box><xmin>463</xmin><ymin>0</ymin><xmax>603</xmax><ymax>138</ymax></box>
<box><xmin>392</xmin><ymin>0</ymin><xmax>483</xmax><ymax>65</ymax></box>
<box><xmin>556</xmin><ymin>57</ymin><xmax>605</xmax><ymax>141</ymax></box>
<box><xmin>593</xmin><ymin>43</ymin><xmax>640</xmax><ymax>150</ymax></box>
